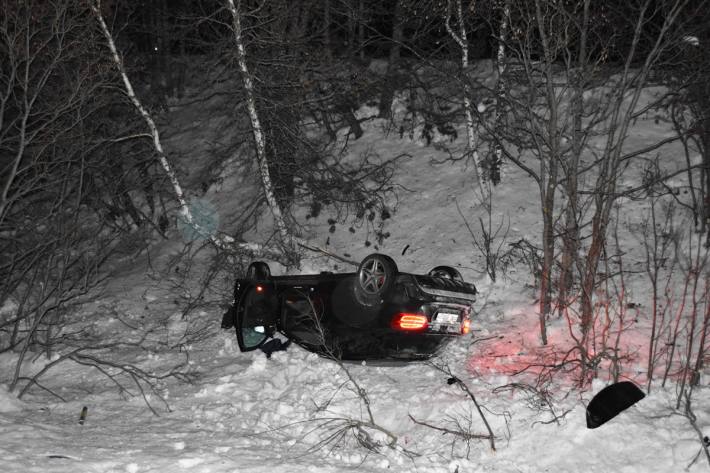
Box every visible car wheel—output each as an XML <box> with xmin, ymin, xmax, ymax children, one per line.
<box><xmin>354</xmin><ymin>253</ymin><xmax>398</xmax><ymax>307</ymax></box>
<box><xmin>246</xmin><ymin>261</ymin><xmax>271</xmax><ymax>280</ymax></box>
<box><xmin>428</xmin><ymin>265</ymin><xmax>463</xmax><ymax>282</ymax></box>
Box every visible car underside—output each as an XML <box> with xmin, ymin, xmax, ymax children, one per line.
<box><xmin>222</xmin><ymin>254</ymin><xmax>477</xmax><ymax>361</ymax></box>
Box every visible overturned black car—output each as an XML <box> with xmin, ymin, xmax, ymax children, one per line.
<box><xmin>221</xmin><ymin>253</ymin><xmax>477</xmax><ymax>361</ymax></box>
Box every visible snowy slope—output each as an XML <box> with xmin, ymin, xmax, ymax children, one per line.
<box><xmin>0</xmin><ymin>67</ymin><xmax>708</xmax><ymax>473</ymax></box>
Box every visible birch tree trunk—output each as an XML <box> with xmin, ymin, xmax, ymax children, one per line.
<box><xmin>226</xmin><ymin>0</ymin><xmax>293</xmax><ymax>249</ymax></box>
<box><xmin>445</xmin><ymin>0</ymin><xmax>487</xmax><ymax>200</ymax></box>
<box><xmin>92</xmin><ymin>0</ymin><xmax>266</xmax><ymax>253</ymax></box>
<box><xmin>91</xmin><ymin>1</ymin><xmax>190</xmax><ymax>225</ymax></box>
<box><xmin>491</xmin><ymin>0</ymin><xmax>509</xmax><ymax>185</ymax></box>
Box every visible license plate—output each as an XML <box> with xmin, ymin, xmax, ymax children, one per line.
<box><xmin>434</xmin><ymin>311</ymin><xmax>460</xmax><ymax>325</ymax></box>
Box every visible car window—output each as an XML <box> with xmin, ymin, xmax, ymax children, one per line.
<box><xmin>241</xmin><ymin>326</ymin><xmax>267</xmax><ymax>348</ymax></box>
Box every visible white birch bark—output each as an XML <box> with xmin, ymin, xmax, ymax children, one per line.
<box><xmin>445</xmin><ymin>0</ymin><xmax>487</xmax><ymax>199</ymax></box>
<box><xmin>493</xmin><ymin>1</ymin><xmax>509</xmax><ymax>174</ymax></box>
<box><xmin>91</xmin><ymin>0</ymin><xmax>358</xmax><ymax>265</ymax></box>
<box><xmin>91</xmin><ymin>0</ymin><xmax>358</xmax><ymax>266</ymax></box>
<box><xmin>91</xmin><ymin>2</ymin><xmax>188</xmax><ymax>220</ymax></box>
<box><xmin>91</xmin><ymin>0</ymin><xmax>263</xmax><ymax>251</ymax></box>
<box><xmin>226</xmin><ymin>0</ymin><xmax>293</xmax><ymax>248</ymax></box>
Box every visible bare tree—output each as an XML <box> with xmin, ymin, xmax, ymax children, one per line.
<box><xmin>0</xmin><ymin>0</ymin><xmax>124</xmax><ymax>357</ymax></box>
<box><xmin>639</xmin><ymin>194</ymin><xmax>678</xmax><ymax>391</ymax></box>
<box><xmin>577</xmin><ymin>0</ymin><xmax>696</xmax><ymax>350</ymax></box>
<box><xmin>0</xmin><ymin>1</ymin><xmax>194</xmax><ymax>412</ymax></box>
<box><xmin>479</xmin><ymin>0</ymin><xmax>702</xmax><ymax>352</ymax></box>
<box><xmin>481</xmin><ymin>0</ymin><xmax>567</xmax><ymax>344</ymax></box>
<box><xmin>225</xmin><ymin>0</ymin><xmax>294</xmax><ymax>251</ymax></box>
<box><xmin>662</xmin><ymin>19</ymin><xmax>710</xmax><ymax>243</ymax></box>
<box><xmin>556</xmin><ymin>0</ymin><xmax>591</xmax><ymax>318</ymax></box>
<box><xmin>91</xmin><ymin>1</ymin><xmax>213</xmax><ymax>244</ymax></box>
<box><xmin>445</xmin><ymin>0</ymin><xmax>487</xmax><ymax>198</ymax></box>
<box><xmin>488</xmin><ymin>0</ymin><xmax>510</xmax><ymax>186</ymax></box>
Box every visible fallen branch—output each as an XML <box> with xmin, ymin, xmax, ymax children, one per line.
<box><xmin>298</xmin><ymin>294</ymin><xmax>400</xmax><ymax>453</ymax></box>
<box><xmin>428</xmin><ymin>362</ymin><xmax>497</xmax><ymax>451</ymax></box>
<box><xmin>493</xmin><ymin>382</ymin><xmax>570</xmax><ymax>426</ymax></box>
<box><xmin>409</xmin><ymin>414</ymin><xmax>493</xmax><ymax>441</ymax></box>
<box><xmin>17</xmin><ymin>343</ymin><xmax>194</xmax><ymax>416</ymax></box>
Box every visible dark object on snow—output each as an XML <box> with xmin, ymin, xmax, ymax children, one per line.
<box><xmin>586</xmin><ymin>381</ymin><xmax>645</xmax><ymax>429</ymax></box>
<box><xmin>447</xmin><ymin>376</ymin><xmax>459</xmax><ymax>385</ymax></box>
<box><xmin>221</xmin><ymin>305</ymin><xmax>236</xmax><ymax>329</ymax></box>
<box><xmin>78</xmin><ymin>406</ymin><xmax>87</xmax><ymax>425</ymax></box>
<box><xmin>223</xmin><ymin>254</ymin><xmax>477</xmax><ymax>361</ymax></box>
<box><xmin>259</xmin><ymin>338</ymin><xmax>291</xmax><ymax>358</ymax></box>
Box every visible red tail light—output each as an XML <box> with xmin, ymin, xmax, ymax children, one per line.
<box><xmin>392</xmin><ymin>313</ymin><xmax>429</xmax><ymax>332</ymax></box>
<box><xmin>256</xmin><ymin>285</ymin><xmax>264</xmax><ymax>293</ymax></box>
<box><xmin>462</xmin><ymin>319</ymin><xmax>471</xmax><ymax>334</ymax></box>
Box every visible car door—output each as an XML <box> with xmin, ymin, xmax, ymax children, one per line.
<box><xmin>235</xmin><ymin>282</ymin><xmax>278</xmax><ymax>351</ymax></box>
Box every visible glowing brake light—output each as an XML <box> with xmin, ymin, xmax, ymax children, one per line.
<box><xmin>462</xmin><ymin>319</ymin><xmax>471</xmax><ymax>334</ymax></box>
<box><xmin>255</xmin><ymin>285</ymin><xmax>264</xmax><ymax>293</ymax></box>
<box><xmin>393</xmin><ymin>313</ymin><xmax>428</xmax><ymax>332</ymax></box>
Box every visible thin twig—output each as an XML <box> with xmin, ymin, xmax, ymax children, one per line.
<box><xmin>409</xmin><ymin>414</ymin><xmax>492</xmax><ymax>441</ymax></box>
<box><xmin>428</xmin><ymin>363</ymin><xmax>496</xmax><ymax>451</ymax></box>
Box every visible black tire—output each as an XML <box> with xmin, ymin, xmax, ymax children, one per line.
<box><xmin>428</xmin><ymin>265</ymin><xmax>463</xmax><ymax>282</ymax></box>
<box><xmin>246</xmin><ymin>261</ymin><xmax>271</xmax><ymax>280</ymax></box>
<box><xmin>331</xmin><ymin>279</ymin><xmax>379</xmax><ymax>327</ymax></box>
<box><xmin>353</xmin><ymin>253</ymin><xmax>398</xmax><ymax>307</ymax></box>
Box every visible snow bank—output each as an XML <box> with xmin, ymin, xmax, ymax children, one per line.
<box><xmin>0</xmin><ymin>384</ymin><xmax>24</xmax><ymax>412</ymax></box>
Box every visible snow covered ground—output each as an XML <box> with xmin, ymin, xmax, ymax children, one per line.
<box><xmin>0</xmin><ymin>68</ymin><xmax>708</xmax><ymax>473</ymax></box>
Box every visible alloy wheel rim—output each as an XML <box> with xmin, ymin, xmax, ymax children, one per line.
<box><xmin>359</xmin><ymin>259</ymin><xmax>386</xmax><ymax>294</ymax></box>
